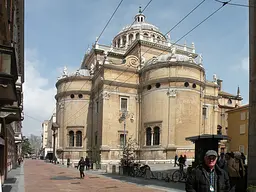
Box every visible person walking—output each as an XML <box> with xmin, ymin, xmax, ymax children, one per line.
<box><xmin>77</xmin><ymin>157</ymin><xmax>85</xmax><ymax>179</ymax></box>
<box><xmin>185</xmin><ymin>150</ymin><xmax>231</xmax><ymax>192</ymax></box>
<box><xmin>174</xmin><ymin>154</ymin><xmax>178</xmax><ymax>167</ymax></box>
<box><xmin>85</xmin><ymin>156</ymin><xmax>90</xmax><ymax>170</ymax></box>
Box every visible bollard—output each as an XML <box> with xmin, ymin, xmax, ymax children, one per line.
<box><xmin>157</xmin><ymin>172</ymin><xmax>162</xmax><ymax>180</ymax></box>
<box><xmin>145</xmin><ymin>168</ymin><xmax>151</xmax><ymax>179</ymax></box>
<box><xmin>93</xmin><ymin>163</ymin><xmax>96</xmax><ymax>170</ymax></box>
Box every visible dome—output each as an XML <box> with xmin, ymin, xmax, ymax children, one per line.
<box><xmin>112</xmin><ymin>7</ymin><xmax>166</xmax><ymax>49</ymax></box>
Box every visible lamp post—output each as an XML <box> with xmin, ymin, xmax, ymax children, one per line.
<box><xmin>51</xmin><ymin>123</ymin><xmax>59</xmax><ymax>164</ymax></box>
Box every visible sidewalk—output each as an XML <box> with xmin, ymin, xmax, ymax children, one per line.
<box><xmin>2</xmin><ymin>164</ymin><xmax>24</xmax><ymax>192</ymax></box>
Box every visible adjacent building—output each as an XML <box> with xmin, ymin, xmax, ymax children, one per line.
<box><xmin>0</xmin><ymin>0</ymin><xmax>24</xmax><ymax>180</ymax></box>
<box><xmin>41</xmin><ymin>120</ymin><xmax>53</xmax><ymax>159</ymax></box>
<box><xmin>41</xmin><ymin>113</ymin><xmax>59</xmax><ymax>161</ymax></box>
<box><xmin>227</xmin><ymin>104</ymin><xmax>249</xmax><ymax>159</ymax></box>
<box><xmin>54</xmin><ymin>9</ymin><xmax>243</xmax><ymax>165</ymax></box>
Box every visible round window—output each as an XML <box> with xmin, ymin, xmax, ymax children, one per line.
<box><xmin>78</xmin><ymin>94</ymin><xmax>83</xmax><ymax>98</ymax></box>
<box><xmin>155</xmin><ymin>83</ymin><xmax>161</xmax><ymax>88</ymax></box>
<box><xmin>184</xmin><ymin>82</ymin><xmax>189</xmax><ymax>87</ymax></box>
<box><xmin>147</xmin><ymin>85</ymin><xmax>152</xmax><ymax>90</ymax></box>
<box><xmin>192</xmin><ymin>83</ymin><xmax>196</xmax><ymax>88</ymax></box>
<box><xmin>70</xmin><ymin>94</ymin><xmax>75</xmax><ymax>99</ymax></box>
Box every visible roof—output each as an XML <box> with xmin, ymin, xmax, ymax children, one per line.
<box><xmin>186</xmin><ymin>134</ymin><xmax>230</xmax><ymax>142</ymax></box>
<box><xmin>218</xmin><ymin>91</ymin><xmax>236</xmax><ymax>97</ymax></box>
<box><xmin>226</xmin><ymin>104</ymin><xmax>249</xmax><ymax>113</ymax></box>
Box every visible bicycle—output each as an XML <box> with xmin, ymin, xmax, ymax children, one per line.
<box><xmin>171</xmin><ymin>163</ymin><xmax>191</xmax><ymax>182</ymax></box>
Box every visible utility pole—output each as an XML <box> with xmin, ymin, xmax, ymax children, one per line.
<box><xmin>248</xmin><ymin>0</ymin><xmax>256</xmax><ymax>186</ymax></box>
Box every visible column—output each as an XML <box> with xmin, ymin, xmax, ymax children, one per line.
<box><xmin>120</xmin><ymin>37</ymin><xmax>123</xmax><ymax>48</ymax></box>
<box><xmin>125</xmin><ymin>34</ymin><xmax>129</xmax><ymax>48</ymax></box>
<box><xmin>248</xmin><ymin>0</ymin><xmax>256</xmax><ymax>186</ymax></box>
<box><xmin>151</xmin><ymin>131</ymin><xmax>154</xmax><ymax>146</ymax></box>
<box><xmin>132</xmin><ymin>33</ymin><xmax>136</xmax><ymax>41</ymax></box>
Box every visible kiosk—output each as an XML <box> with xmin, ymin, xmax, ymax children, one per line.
<box><xmin>186</xmin><ymin>134</ymin><xmax>229</xmax><ymax>168</ymax></box>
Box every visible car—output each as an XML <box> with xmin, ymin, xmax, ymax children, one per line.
<box><xmin>31</xmin><ymin>156</ymin><xmax>36</xmax><ymax>159</ymax></box>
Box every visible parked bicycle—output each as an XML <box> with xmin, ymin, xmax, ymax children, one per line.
<box><xmin>172</xmin><ymin>163</ymin><xmax>192</xmax><ymax>182</ymax></box>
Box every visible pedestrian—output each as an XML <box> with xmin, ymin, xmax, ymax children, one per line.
<box><xmin>185</xmin><ymin>150</ymin><xmax>230</xmax><ymax>192</ymax></box>
<box><xmin>77</xmin><ymin>157</ymin><xmax>85</xmax><ymax>179</ymax></box>
<box><xmin>67</xmin><ymin>158</ymin><xmax>70</xmax><ymax>168</ymax></box>
<box><xmin>85</xmin><ymin>156</ymin><xmax>90</xmax><ymax>170</ymax></box>
<box><xmin>174</xmin><ymin>154</ymin><xmax>178</xmax><ymax>167</ymax></box>
<box><xmin>217</xmin><ymin>153</ymin><xmax>226</xmax><ymax>169</ymax></box>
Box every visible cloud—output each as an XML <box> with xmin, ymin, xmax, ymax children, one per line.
<box><xmin>240</xmin><ymin>57</ymin><xmax>249</xmax><ymax>72</ymax></box>
<box><xmin>23</xmin><ymin>48</ymin><xmax>56</xmax><ymax>136</ymax></box>
<box><xmin>233</xmin><ymin>57</ymin><xmax>249</xmax><ymax>72</ymax></box>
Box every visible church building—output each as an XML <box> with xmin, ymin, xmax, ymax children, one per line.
<box><xmin>53</xmin><ymin>9</ymin><xmax>242</xmax><ymax>165</ymax></box>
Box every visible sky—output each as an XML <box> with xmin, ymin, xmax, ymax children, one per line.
<box><xmin>23</xmin><ymin>0</ymin><xmax>249</xmax><ymax>136</ymax></box>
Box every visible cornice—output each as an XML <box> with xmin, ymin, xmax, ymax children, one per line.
<box><xmin>55</xmin><ymin>76</ymin><xmax>91</xmax><ymax>88</ymax></box>
<box><xmin>140</xmin><ymin>61</ymin><xmax>205</xmax><ymax>74</ymax></box>
<box><xmin>103</xmin><ymin>64</ymin><xmax>138</xmax><ymax>73</ymax></box>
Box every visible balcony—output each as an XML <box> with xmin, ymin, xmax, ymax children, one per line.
<box><xmin>0</xmin><ymin>44</ymin><xmax>18</xmax><ymax>106</ymax></box>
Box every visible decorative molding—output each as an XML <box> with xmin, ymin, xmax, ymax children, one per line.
<box><xmin>167</xmin><ymin>88</ymin><xmax>177</xmax><ymax>97</ymax></box>
<box><xmin>144</xmin><ymin>121</ymin><xmax>162</xmax><ymax>129</ymax></box>
<box><xmin>123</xmin><ymin>55</ymin><xmax>140</xmax><ymax>68</ymax></box>
<box><xmin>101</xmin><ymin>91</ymin><xmax>110</xmax><ymax>100</ymax></box>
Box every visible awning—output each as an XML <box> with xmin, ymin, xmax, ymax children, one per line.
<box><xmin>0</xmin><ymin>105</ymin><xmax>21</xmax><ymax>124</ymax></box>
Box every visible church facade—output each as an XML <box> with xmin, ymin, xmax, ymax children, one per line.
<box><xmin>54</xmin><ymin>10</ymin><xmax>242</xmax><ymax>165</ymax></box>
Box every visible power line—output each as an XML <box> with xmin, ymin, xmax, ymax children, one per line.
<box><xmin>49</xmin><ymin>0</ymin><xmax>126</xmax><ymax>122</ymax></box>
<box><xmin>24</xmin><ymin>114</ymin><xmax>42</xmax><ymax>123</ymax></box>
<box><xmin>62</xmin><ymin>1</ymin><xmax>154</xmax><ymax>126</ymax></box>
<box><xmin>214</xmin><ymin>0</ymin><xmax>251</xmax><ymax>8</ymax></box>
<box><xmin>142</xmin><ymin>0</ymin><xmax>206</xmax><ymax>57</ymax></box>
<box><xmin>96</xmin><ymin>0</ymin><xmax>125</xmax><ymax>43</ymax></box>
<box><xmin>157</xmin><ymin>0</ymin><xmax>229</xmax><ymax>57</ymax></box>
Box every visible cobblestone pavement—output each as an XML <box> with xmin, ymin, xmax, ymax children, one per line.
<box><xmin>24</xmin><ymin>160</ymin><xmax>165</xmax><ymax>192</ymax></box>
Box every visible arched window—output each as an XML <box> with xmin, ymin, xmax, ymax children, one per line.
<box><xmin>153</xmin><ymin>127</ymin><xmax>160</xmax><ymax>145</ymax></box>
<box><xmin>136</xmin><ymin>33</ymin><xmax>139</xmax><ymax>39</ymax></box>
<box><xmin>76</xmin><ymin>131</ymin><xmax>82</xmax><ymax>147</ymax></box>
<box><xmin>69</xmin><ymin>131</ymin><xmax>74</xmax><ymax>147</ymax></box>
<box><xmin>146</xmin><ymin>127</ymin><xmax>152</xmax><ymax>146</ymax></box>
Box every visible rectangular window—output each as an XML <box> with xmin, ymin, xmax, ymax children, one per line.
<box><xmin>96</xmin><ymin>101</ymin><xmax>99</xmax><ymax>113</ymax></box>
<box><xmin>240</xmin><ymin>112</ymin><xmax>246</xmax><ymax>120</ymax></box>
<box><xmin>120</xmin><ymin>97</ymin><xmax>128</xmax><ymax>112</ymax></box>
<box><xmin>202</xmin><ymin>107</ymin><xmax>207</xmax><ymax>119</ymax></box>
<box><xmin>120</xmin><ymin>134</ymin><xmax>126</xmax><ymax>147</ymax></box>
<box><xmin>240</xmin><ymin>124</ymin><xmax>246</xmax><ymax>134</ymax></box>
<box><xmin>95</xmin><ymin>132</ymin><xmax>97</xmax><ymax>145</ymax></box>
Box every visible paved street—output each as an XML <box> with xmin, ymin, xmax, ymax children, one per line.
<box><xmin>24</xmin><ymin>160</ymin><xmax>184</xmax><ymax>192</ymax></box>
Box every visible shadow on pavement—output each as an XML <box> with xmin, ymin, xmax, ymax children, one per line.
<box><xmin>100</xmin><ymin>173</ymin><xmax>185</xmax><ymax>191</ymax></box>
<box><xmin>3</xmin><ymin>178</ymin><xmax>17</xmax><ymax>184</ymax></box>
<box><xmin>2</xmin><ymin>185</ymin><xmax>12</xmax><ymax>192</ymax></box>
<box><xmin>50</xmin><ymin>175</ymin><xmax>79</xmax><ymax>180</ymax></box>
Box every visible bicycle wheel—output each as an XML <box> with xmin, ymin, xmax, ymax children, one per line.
<box><xmin>172</xmin><ymin>170</ymin><xmax>182</xmax><ymax>182</ymax></box>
